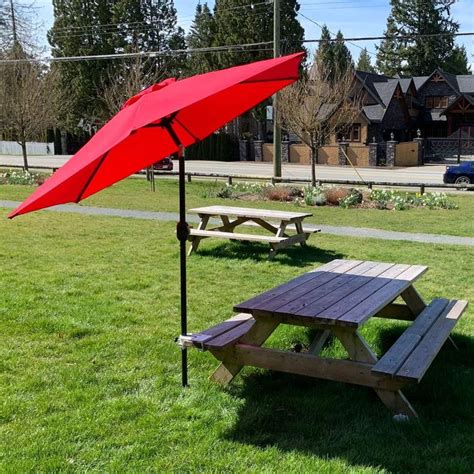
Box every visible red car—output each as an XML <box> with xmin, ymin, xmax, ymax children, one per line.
<box><xmin>153</xmin><ymin>157</ymin><xmax>174</xmax><ymax>171</ymax></box>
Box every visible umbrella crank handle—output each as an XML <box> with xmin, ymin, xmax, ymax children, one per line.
<box><xmin>176</xmin><ymin>221</ymin><xmax>190</xmax><ymax>242</ymax></box>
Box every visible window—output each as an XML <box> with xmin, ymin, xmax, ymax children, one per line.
<box><xmin>337</xmin><ymin>124</ymin><xmax>361</xmax><ymax>142</ymax></box>
<box><xmin>425</xmin><ymin>96</ymin><xmax>449</xmax><ymax>109</ymax></box>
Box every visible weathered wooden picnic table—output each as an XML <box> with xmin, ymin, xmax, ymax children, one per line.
<box><xmin>187</xmin><ymin>205</ymin><xmax>320</xmax><ymax>259</ymax></box>
<box><xmin>181</xmin><ymin>259</ymin><xmax>468</xmax><ymax>418</ymax></box>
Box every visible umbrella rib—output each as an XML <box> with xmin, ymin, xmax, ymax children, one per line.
<box><xmin>75</xmin><ymin>151</ymin><xmax>109</xmax><ymax>202</ymax></box>
<box><xmin>173</xmin><ymin>118</ymin><xmax>200</xmax><ymax>142</ymax></box>
<box><xmin>241</xmin><ymin>77</ymin><xmax>298</xmax><ymax>84</ymax></box>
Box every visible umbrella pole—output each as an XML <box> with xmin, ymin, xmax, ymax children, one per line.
<box><xmin>177</xmin><ymin>146</ymin><xmax>189</xmax><ymax>387</ymax></box>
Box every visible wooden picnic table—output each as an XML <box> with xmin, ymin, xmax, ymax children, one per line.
<box><xmin>187</xmin><ymin>205</ymin><xmax>320</xmax><ymax>259</ymax></box>
<box><xmin>181</xmin><ymin>259</ymin><xmax>468</xmax><ymax>418</ymax></box>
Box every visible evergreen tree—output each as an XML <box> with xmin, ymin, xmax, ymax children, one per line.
<box><xmin>445</xmin><ymin>45</ymin><xmax>471</xmax><ymax>74</ymax></box>
<box><xmin>214</xmin><ymin>0</ymin><xmax>304</xmax><ymax>69</ymax></box>
<box><xmin>314</xmin><ymin>25</ymin><xmax>333</xmax><ymax>74</ymax></box>
<box><xmin>332</xmin><ymin>30</ymin><xmax>353</xmax><ymax>77</ymax></box>
<box><xmin>376</xmin><ymin>0</ymin><xmax>466</xmax><ymax>76</ymax></box>
<box><xmin>356</xmin><ymin>47</ymin><xmax>375</xmax><ymax>72</ymax></box>
<box><xmin>186</xmin><ymin>2</ymin><xmax>218</xmax><ymax>75</ymax></box>
<box><xmin>48</xmin><ymin>0</ymin><xmax>185</xmax><ymax>130</ymax></box>
<box><xmin>376</xmin><ymin>15</ymin><xmax>402</xmax><ymax>76</ymax></box>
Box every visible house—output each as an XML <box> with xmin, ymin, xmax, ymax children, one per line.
<box><xmin>342</xmin><ymin>69</ymin><xmax>474</xmax><ymax>145</ymax></box>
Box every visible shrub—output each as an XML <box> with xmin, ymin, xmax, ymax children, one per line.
<box><xmin>0</xmin><ymin>169</ymin><xmax>41</xmax><ymax>185</ymax></box>
<box><xmin>302</xmin><ymin>185</ymin><xmax>326</xmax><ymax>206</ymax></box>
<box><xmin>324</xmin><ymin>186</ymin><xmax>351</xmax><ymax>205</ymax></box>
<box><xmin>264</xmin><ymin>186</ymin><xmax>293</xmax><ymax>202</ymax></box>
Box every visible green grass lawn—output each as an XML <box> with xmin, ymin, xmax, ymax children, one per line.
<box><xmin>1</xmin><ymin>209</ymin><xmax>473</xmax><ymax>471</ymax></box>
<box><xmin>1</xmin><ymin>177</ymin><xmax>473</xmax><ymax>237</ymax></box>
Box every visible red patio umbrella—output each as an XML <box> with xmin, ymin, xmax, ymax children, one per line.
<box><xmin>8</xmin><ymin>52</ymin><xmax>304</xmax><ymax>385</ymax></box>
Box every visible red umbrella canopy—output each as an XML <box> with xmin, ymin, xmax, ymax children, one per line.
<box><xmin>9</xmin><ymin>52</ymin><xmax>304</xmax><ymax>218</ymax></box>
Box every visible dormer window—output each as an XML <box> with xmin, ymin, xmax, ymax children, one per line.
<box><xmin>425</xmin><ymin>96</ymin><xmax>449</xmax><ymax>109</ymax></box>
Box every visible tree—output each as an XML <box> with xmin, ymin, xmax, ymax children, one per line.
<box><xmin>314</xmin><ymin>27</ymin><xmax>352</xmax><ymax>81</ymax></box>
<box><xmin>186</xmin><ymin>2</ymin><xmax>218</xmax><ymax>75</ymax></box>
<box><xmin>356</xmin><ymin>48</ymin><xmax>375</xmax><ymax>73</ymax></box>
<box><xmin>48</xmin><ymin>0</ymin><xmax>185</xmax><ymax>132</ymax></box>
<box><xmin>375</xmin><ymin>16</ymin><xmax>401</xmax><ymax>76</ymax></box>
<box><xmin>314</xmin><ymin>25</ymin><xmax>333</xmax><ymax>74</ymax></box>
<box><xmin>332</xmin><ymin>31</ymin><xmax>353</xmax><ymax>77</ymax></box>
<box><xmin>376</xmin><ymin>0</ymin><xmax>466</xmax><ymax>76</ymax></box>
<box><xmin>0</xmin><ymin>44</ymin><xmax>60</xmax><ymax>169</ymax></box>
<box><xmin>445</xmin><ymin>45</ymin><xmax>471</xmax><ymax>75</ymax></box>
<box><xmin>278</xmin><ymin>59</ymin><xmax>360</xmax><ymax>187</ymax></box>
<box><xmin>213</xmin><ymin>0</ymin><xmax>304</xmax><ymax>69</ymax></box>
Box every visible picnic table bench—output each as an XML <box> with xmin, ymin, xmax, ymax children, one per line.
<box><xmin>180</xmin><ymin>259</ymin><xmax>468</xmax><ymax>418</ymax></box>
<box><xmin>187</xmin><ymin>205</ymin><xmax>320</xmax><ymax>259</ymax></box>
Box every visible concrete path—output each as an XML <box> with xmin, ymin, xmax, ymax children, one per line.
<box><xmin>2</xmin><ymin>200</ymin><xmax>473</xmax><ymax>247</ymax></box>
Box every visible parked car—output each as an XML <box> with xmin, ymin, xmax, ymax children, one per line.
<box><xmin>443</xmin><ymin>161</ymin><xmax>474</xmax><ymax>189</ymax></box>
<box><xmin>153</xmin><ymin>157</ymin><xmax>173</xmax><ymax>171</ymax></box>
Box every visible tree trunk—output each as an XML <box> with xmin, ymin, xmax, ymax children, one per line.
<box><xmin>310</xmin><ymin>145</ymin><xmax>317</xmax><ymax>187</ymax></box>
<box><xmin>20</xmin><ymin>132</ymin><xmax>28</xmax><ymax>171</ymax></box>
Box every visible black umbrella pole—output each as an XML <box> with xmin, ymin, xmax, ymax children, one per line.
<box><xmin>177</xmin><ymin>147</ymin><xmax>189</xmax><ymax>387</ymax></box>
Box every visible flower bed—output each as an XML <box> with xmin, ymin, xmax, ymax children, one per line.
<box><xmin>211</xmin><ymin>183</ymin><xmax>458</xmax><ymax>211</ymax></box>
<box><xmin>0</xmin><ymin>169</ymin><xmax>47</xmax><ymax>186</ymax></box>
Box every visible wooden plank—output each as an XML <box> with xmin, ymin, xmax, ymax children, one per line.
<box><xmin>234</xmin><ymin>259</ymin><xmax>360</xmax><ymax>313</ymax></box>
<box><xmin>321</xmin><ymin>264</ymin><xmax>409</xmax><ymax>321</ymax></box>
<box><xmin>188</xmin><ymin>205</ymin><xmax>312</xmax><ymax>220</ymax></box>
<box><xmin>273</xmin><ymin>261</ymin><xmax>383</xmax><ymax>315</ymax></box>
<box><xmin>372</xmin><ymin>299</ymin><xmax>449</xmax><ymax>377</ymax></box>
<box><xmin>374</xmin><ymin>303</ymin><xmax>416</xmax><ymax>321</ymax></box>
<box><xmin>400</xmin><ymin>285</ymin><xmax>426</xmax><ymax>316</ymax></box>
<box><xmin>189</xmin><ymin>313</ymin><xmax>254</xmax><ymax>347</ymax></box>
<box><xmin>205</xmin><ymin>319</ymin><xmax>256</xmax><ymax>349</ymax></box>
<box><xmin>228</xmin><ymin>344</ymin><xmax>405</xmax><ymax>390</ymax></box>
<box><xmin>395</xmin><ymin>300</ymin><xmax>468</xmax><ymax>382</ymax></box>
<box><xmin>209</xmin><ymin>319</ymin><xmax>279</xmax><ymax>386</ymax></box>
<box><xmin>336</xmin><ymin>265</ymin><xmax>428</xmax><ymax>326</ymax></box>
<box><xmin>188</xmin><ymin>229</ymin><xmax>285</xmax><ymax>243</ymax></box>
<box><xmin>292</xmin><ymin>262</ymin><xmax>399</xmax><ymax>323</ymax></box>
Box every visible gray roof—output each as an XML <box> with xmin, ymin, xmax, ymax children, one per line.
<box><xmin>373</xmin><ymin>80</ymin><xmax>399</xmax><ymax>106</ymax></box>
<box><xmin>362</xmin><ymin>104</ymin><xmax>385</xmax><ymax>122</ymax></box>
<box><xmin>413</xmin><ymin>76</ymin><xmax>429</xmax><ymax>89</ymax></box>
<box><xmin>457</xmin><ymin>75</ymin><xmax>474</xmax><ymax>93</ymax></box>
<box><xmin>399</xmin><ymin>78</ymin><xmax>413</xmax><ymax>93</ymax></box>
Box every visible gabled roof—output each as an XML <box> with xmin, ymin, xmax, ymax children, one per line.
<box><xmin>413</xmin><ymin>76</ymin><xmax>429</xmax><ymax>89</ymax></box>
<box><xmin>440</xmin><ymin>93</ymin><xmax>474</xmax><ymax>115</ymax></box>
<box><xmin>373</xmin><ymin>80</ymin><xmax>399</xmax><ymax>107</ymax></box>
<box><xmin>415</xmin><ymin>69</ymin><xmax>461</xmax><ymax>95</ymax></box>
<box><xmin>362</xmin><ymin>104</ymin><xmax>385</xmax><ymax>122</ymax></box>
<box><xmin>354</xmin><ymin>70</ymin><xmax>391</xmax><ymax>105</ymax></box>
<box><xmin>457</xmin><ymin>75</ymin><xmax>474</xmax><ymax>94</ymax></box>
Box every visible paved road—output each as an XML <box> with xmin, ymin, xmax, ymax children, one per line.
<box><xmin>0</xmin><ymin>154</ymin><xmax>447</xmax><ymax>184</ymax></box>
<box><xmin>2</xmin><ymin>200</ymin><xmax>472</xmax><ymax>247</ymax></box>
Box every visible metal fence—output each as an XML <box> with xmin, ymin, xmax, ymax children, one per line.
<box><xmin>424</xmin><ymin>138</ymin><xmax>474</xmax><ymax>164</ymax></box>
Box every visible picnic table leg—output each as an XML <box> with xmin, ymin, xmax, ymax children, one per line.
<box><xmin>210</xmin><ymin>319</ymin><xmax>279</xmax><ymax>386</ymax></box>
<box><xmin>333</xmin><ymin>328</ymin><xmax>418</xmax><ymax>419</ymax></box>
<box><xmin>308</xmin><ymin>329</ymin><xmax>331</xmax><ymax>355</ymax></box>
<box><xmin>188</xmin><ymin>214</ymin><xmax>210</xmax><ymax>256</ymax></box>
<box><xmin>294</xmin><ymin>219</ymin><xmax>307</xmax><ymax>247</ymax></box>
<box><xmin>268</xmin><ymin>221</ymin><xmax>288</xmax><ymax>260</ymax></box>
<box><xmin>400</xmin><ymin>285</ymin><xmax>426</xmax><ymax>316</ymax></box>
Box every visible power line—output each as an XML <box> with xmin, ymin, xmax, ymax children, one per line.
<box><xmin>0</xmin><ymin>41</ymin><xmax>274</xmax><ymax>64</ymax></box>
<box><xmin>303</xmin><ymin>31</ymin><xmax>474</xmax><ymax>43</ymax></box>
<box><xmin>297</xmin><ymin>10</ymin><xmax>377</xmax><ymax>56</ymax></box>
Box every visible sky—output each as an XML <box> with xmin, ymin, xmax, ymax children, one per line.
<box><xmin>34</xmin><ymin>0</ymin><xmax>474</xmax><ymax>70</ymax></box>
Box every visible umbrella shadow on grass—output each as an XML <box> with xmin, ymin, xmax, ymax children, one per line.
<box><xmin>194</xmin><ymin>242</ymin><xmax>344</xmax><ymax>267</ymax></box>
<box><xmin>223</xmin><ymin>329</ymin><xmax>474</xmax><ymax>471</ymax></box>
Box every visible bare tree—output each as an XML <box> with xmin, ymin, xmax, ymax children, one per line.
<box><xmin>101</xmin><ymin>55</ymin><xmax>165</xmax><ymax>119</ymax></box>
<box><xmin>0</xmin><ymin>44</ymin><xmax>60</xmax><ymax>169</ymax></box>
<box><xmin>277</xmin><ymin>60</ymin><xmax>361</xmax><ymax>186</ymax></box>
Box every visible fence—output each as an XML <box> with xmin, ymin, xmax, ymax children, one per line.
<box><xmin>3</xmin><ymin>162</ymin><xmax>472</xmax><ymax>192</ymax></box>
<box><xmin>0</xmin><ymin>141</ymin><xmax>55</xmax><ymax>155</ymax></box>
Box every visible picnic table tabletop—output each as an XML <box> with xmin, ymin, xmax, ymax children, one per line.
<box><xmin>234</xmin><ymin>259</ymin><xmax>428</xmax><ymax>328</ymax></box>
<box><xmin>188</xmin><ymin>205</ymin><xmax>313</xmax><ymax>221</ymax></box>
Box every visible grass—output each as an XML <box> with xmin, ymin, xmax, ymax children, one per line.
<box><xmin>0</xmin><ymin>209</ymin><xmax>473</xmax><ymax>471</ymax></box>
<box><xmin>1</xmin><ymin>177</ymin><xmax>473</xmax><ymax>237</ymax></box>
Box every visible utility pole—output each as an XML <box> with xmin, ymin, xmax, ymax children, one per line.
<box><xmin>10</xmin><ymin>0</ymin><xmax>18</xmax><ymax>43</ymax></box>
<box><xmin>273</xmin><ymin>0</ymin><xmax>281</xmax><ymax>179</ymax></box>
